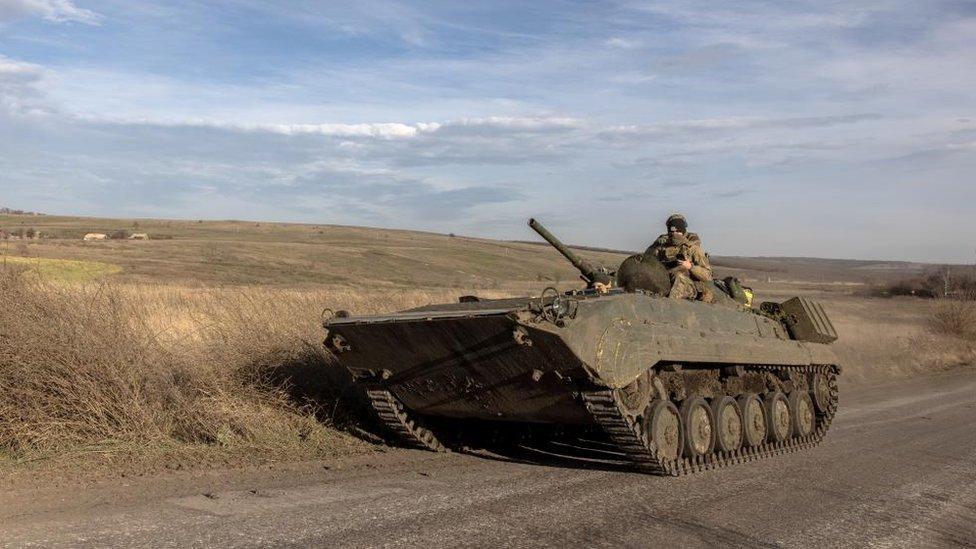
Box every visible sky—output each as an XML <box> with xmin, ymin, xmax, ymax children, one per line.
<box><xmin>0</xmin><ymin>0</ymin><xmax>974</xmax><ymax>262</ymax></box>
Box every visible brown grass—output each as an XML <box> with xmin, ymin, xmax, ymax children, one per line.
<box><xmin>756</xmin><ymin>291</ymin><xmax>975</xmax><ymax>385</ymax></box>
<box><xmin>0</xmin><ymin>268</ymin><xmax>502</xmax><ymax>470</ymax></box>
<box><xmin>930</xmin><ymin>299</ymin><xmax>976</xmax><ymax>341</ymax></box>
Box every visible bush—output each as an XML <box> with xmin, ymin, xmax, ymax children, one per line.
<box><xmin>0</xmin><ymin>274</ymin><xmax>497</xmax><ymax>469</ymax></box>
<box><xmin>873</xmin><ymin>267</ymin><xmax>976</xmax><ymax>299</ymax></box>
<box><xmin>0</xmin><ymin>271</ymin><xmax>356</xmax><ymax>465</ymax></box>
<box><xmin>109</xmin><ymin>230</ymin><xmax>130</xmax><ymax>240</ymax></box>
<box><xmin>930</xmin><ymin>299</ymin><xmax>976</xmax><ymax>341</ymax></box>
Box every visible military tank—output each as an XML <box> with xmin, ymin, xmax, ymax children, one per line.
<box><xmin>324</xmin><ymin>219</ymin><xmax>840</xmax><ymax>476</ymax></box>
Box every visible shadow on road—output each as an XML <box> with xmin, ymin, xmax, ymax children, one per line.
<box><xmin>259</xmin><ymin>345</ymin><xmax>642</xmax><ymax>473</ymax></box>
<box><xmin>448</xmin><ymin>426</ymin><xmax>638</xmax><ymax>474</ymax></box>
<box><xmin>263</xmin><ymin>352</ymin><xmax>640</xmax><ymax>473</ymax></box>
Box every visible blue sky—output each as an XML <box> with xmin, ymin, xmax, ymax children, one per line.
<box><xmin>1</xmin><ymin>0</ymin><xmax>974</xmax><ymax>262</ymax></box>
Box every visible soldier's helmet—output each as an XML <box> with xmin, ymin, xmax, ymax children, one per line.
<box><xmin>666</xmin><ymin>213</ymin><xmax>687</xmax><ymax>233</ymax></box>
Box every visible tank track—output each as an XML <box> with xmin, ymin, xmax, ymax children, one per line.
<box><xmin>364</xmin><ymin>387</ymin><xmax>449</xmax><ymax>452</ymax></box>
<box><xmin>581</xmin><ymin>364</ymin><xmax>839</xmax><ymax>476</ymax></box>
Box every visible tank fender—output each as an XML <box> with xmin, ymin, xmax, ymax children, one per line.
<box><xmin>526</xmin><ymin>294</ymin><xmax>838</xmax><ymax>389</ymax></box>
<box><xmin>581</xmin><ymin>322</ymin><xmax>836</xmax><ymax>388</ymax></box>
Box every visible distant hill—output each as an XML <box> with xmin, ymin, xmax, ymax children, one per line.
<box><xmin>709</xmin><ymin>256</ymin><xmax>939</xmax><ymax>284</ymax></box>
<box><xmin>516</xmin><ymin>239</ymin><xmax>944</xmax><ymax>284</ymax></box>
<box><xmin>512</xmin><ymin>240</ymin><xmax>637</xmax><ymax>256</ymax></box>
<box><xmin>0</xmin><ymin>211</ymin><xmax>952</xmax><ymax>288</ymax></box>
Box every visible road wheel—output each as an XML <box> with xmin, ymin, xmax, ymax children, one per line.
<box><xmin>764</xmin><ymin>391</ymin><xmax>792</xmax><ymax>442</ymax></box>
<box><xmin>710</xmin><ymin>396</ymin><xmax>743</xmax><ymax>452</ymax></box>
<box><xmin>679</xmin><ymin>397</ymin><xmax>715</xmax><ymax>458</ymax></box>
<box><xmin>644</xmin><ymin>399</ymin><xmax>682</xmax><ymax>461</ymax></box>
<box><xmin>737</xmin><ymin>393</ymin><xmax>766</xmax><ymax>447</ymax></box>
<box><xmin>789</xmin><ymin>390</ymin><xmax>816</xmax><ymax>438</ymax></box>
<box><xmin>809</xmin><ymin>373</ymin><xmax>831</xmax><ymax>413</ymax></box>
<box><xmin>617</xmin><ymin>372</ymin><xmax>653</xmax><ymax>416</ymax></box>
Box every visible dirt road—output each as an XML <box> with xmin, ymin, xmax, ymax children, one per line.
<box><xmin>3</xmin><ymin>372</ymin><xmax>975</xmax><ymax>548</ymax></box>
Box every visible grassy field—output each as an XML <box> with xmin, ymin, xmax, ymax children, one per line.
<box><xmin>1</xmin><ymin>213</ymin><xmax>973</xmax><ymax>477</ymax></box>
<box><xmin>1</xmin><ymin>214</ymin><xmax>627</xmax><ymax>290</ymax></box>
<box><xmin>0</xmin><ymin>255</ymin><xmax>122</xmax><ymax>282</ymax></box>
<box><xmin>1</xmin><ymin>213</ymin><xmax>941</xmax><ymax>289</ymax></box>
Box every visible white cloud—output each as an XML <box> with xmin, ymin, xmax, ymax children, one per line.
<box><xmin>0</xmin><ymin>55</ymin><xmax>43</xmax><ymax>86</ymax></box>
<box><xmin>601</xmin><ymin>114</ymin><xmax>882</xmax><ymax>140</ymax></box>
<box><xmin>604</xmin><ymin>37</ymin><xmax>640</xmax><ymax>49</ymax></box>
<box><xmin>0</xmin><ymin>54</ymin><xmax>41</xmax><ymax>74</ymax></box>
<box><xmin>630</xmin><ymin>1</ymin><xmax>874</xmax><ymax>32</ymax></box>
<box><xmin>236</xmin><ymin>117</ymin><xmax>582</xmax><ymax>138</ymax></box>
<box><xmin>444</xmin><ymin>116</ymin><xmax>583</xmax><ymax>131</ymax></box>
<box><xmin>66</xmin><ymin>115</ymin><xmax>585</xmax><ymax>140</ymax></box>
<box><xmin>0</xmin><ymin>0</ymin><xmax>100</xmax><ymax>24</ymax></box>
<box><xmin>945</xmin><ymin>141</ymin><xmax>976</xmax><ymax>152</ymax></box>
<box><xmin>0</xmin><ymin>54</ymin><xmax>49</xmax><ymax>114</ymax></box>
<box><xmin>249</xmin><ymin>122</ymin><xmax>434</xmax><ymax>139</ymax></box>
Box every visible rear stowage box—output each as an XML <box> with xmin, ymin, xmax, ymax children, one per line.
<box><xmin>780</xmin><ymin>297</ymin><xmax>838</xmax><ymax>344</ymax></box>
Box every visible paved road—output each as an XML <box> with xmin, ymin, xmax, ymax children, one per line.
<box><xmin>3</xmin><ymin>373</ymin><xmax>976</xmax><ymax>548</ymax></box>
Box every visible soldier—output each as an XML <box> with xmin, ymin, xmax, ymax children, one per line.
<box><xmin>645</xmin><ymin>213</ymin><xmax>714</xmax><ymax>302</ymax></box>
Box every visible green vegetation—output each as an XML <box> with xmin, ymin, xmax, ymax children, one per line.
<box><xmin>0</xmin><ymin>256</ymin><xmax>122</xmax><ymax>283</ymax></box>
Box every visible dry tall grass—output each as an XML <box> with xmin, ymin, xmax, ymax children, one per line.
<box><xmin>0</xmin><ymin>269</ymin><xmax>497</xmax><ymax>469</ymax></box>
<box><xmin>930</xmin><ymin>299</ymin><xmax>976</xmax><ymax>341</ymax></box>
<box><xmin>3</xmin><ymin>261</ymin><xmax>973</xmax><ymax>471</ymax></box>
<box><xmin>805</xmin><ymin>295</ymin><xmax>975</xmax><ymax>384</ymax></box>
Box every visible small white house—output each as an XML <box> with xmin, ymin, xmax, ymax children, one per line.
<box><xmin>129</xmin><ymin>233</ymin><xmax>150</xmax><ymax>240</ymax></box>
<box><xmin>83</xmin><ymin>233</ymin><xmax>108</xmax><ymax>241</ymax></box>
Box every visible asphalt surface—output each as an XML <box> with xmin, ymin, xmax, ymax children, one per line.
<box><xmin>3</xmin><ymin>372</ymin><xmax>976</xmax><ymax>548</ymax></box>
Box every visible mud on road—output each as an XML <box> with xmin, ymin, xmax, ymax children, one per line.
<box><xmin>3</xmin><ymin>372</ymin><xmax>976</xmax><ymax>548</ymax></box>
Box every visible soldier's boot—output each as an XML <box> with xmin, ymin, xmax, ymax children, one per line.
<box><xmin>695</xmin><ymin>281</ymin><xmax>715</xmax><ymax>303</ymax></box>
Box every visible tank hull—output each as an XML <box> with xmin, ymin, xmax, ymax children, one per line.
<box><xmin>325</xmin><ymin>291</ymin><xmax>841</xmax><ymax>475</ymax></box>
<box><xmin>330</xmin><ymin>311</ymin><xmax>592</xmax><ymax>424</ymax></box>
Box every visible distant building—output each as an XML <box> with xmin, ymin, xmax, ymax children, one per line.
<box><xmin>0</xmin><ymin>207</ymin><xmax>43</xmax><ymax>216</ymax></box>
<box><xmin>84</xmin><ymin>233</ymin><xmax>108</xmax><ymax>241</ymax></box>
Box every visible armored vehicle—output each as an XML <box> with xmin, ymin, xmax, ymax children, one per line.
<box><xmin>324</xmin><ymin>219</ymin><xmax>840</xmax><ymax>476</ymax></box>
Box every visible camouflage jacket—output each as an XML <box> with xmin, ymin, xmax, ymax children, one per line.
<box><xmin>645</xmin><ymin>232</ymin><xmax>712</xmax><ymax>282</ymax></box>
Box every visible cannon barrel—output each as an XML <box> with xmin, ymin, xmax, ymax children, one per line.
<box><xmin>528</xmin><ymin>218</ymin><xmax>611</xmax><ymax>285</ymax></box>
